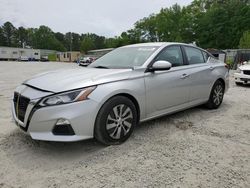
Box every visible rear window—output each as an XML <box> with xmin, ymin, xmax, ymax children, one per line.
<box><xmin>184</xmin><ymin>46</ymin><xmax>205</xmax><ymax>64</ymax></box>
<box><xmin>202</xmin><ymin>51</ymin><xmax>210</xmax><ymax>62</ymax></box>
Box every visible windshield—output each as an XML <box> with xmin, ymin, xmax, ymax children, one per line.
<box><xmin>89</xmin><ymin>46</ymin><xmax>159</xmax><ymax>69</ymax></box>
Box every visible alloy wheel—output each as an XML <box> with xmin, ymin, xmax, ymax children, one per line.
<box><xmin>213</xmin><ymin>84</ymin><xmax>224</xmax><ymax>105</ymax></box>
<box><xmin>106</xmin><ymin>104</ymin><xmax>133</xmax><ymax>140</ymax></box>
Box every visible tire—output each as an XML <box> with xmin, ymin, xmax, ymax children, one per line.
<box><xmin>206</xmin><ymin>80</ymin><xmax>225</xmax><ymax>109</ymax></box>
<box><xmin>94</xmin><ymin>96</ymin><xmax>137</xmax><ymax>145</ymax></box>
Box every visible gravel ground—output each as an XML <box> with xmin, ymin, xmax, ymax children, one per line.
<box><xmin>0</xmin><ymin>61</ymin><xmax>249</xmax><ymax>188</ymax></box>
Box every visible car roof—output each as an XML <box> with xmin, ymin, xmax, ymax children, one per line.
<box><xmin>121</xmin><ymin>42</ymin><xmax>195</xmax><ymax>48</ymax></box>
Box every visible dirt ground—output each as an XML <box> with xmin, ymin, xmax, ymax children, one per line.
<box><xmin>0</xmin><ymin>61</ymin><xmax>249</xmax><ymax>188</ymax></box>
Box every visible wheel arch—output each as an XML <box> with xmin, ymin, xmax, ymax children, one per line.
<box><xmin>215</xmin><ymin>78</ymin><xmax>225</xmax><ymax>89</ymax></box>
<box><xmin>96</xmin><ymin>93</ymin><xmax>140</xmax><ymax>124</ymax></box>
<box><xmin>111</xmin><ymin>93</ymin><xmax>140</xmax><ymax>124</ymax></box>
<box><xmin>94</xmin><ymin>91</ymin><xmax>141</xmax><ymax>126</ymax></box>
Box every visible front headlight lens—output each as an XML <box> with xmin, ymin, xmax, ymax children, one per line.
<box><xmin>236</xmin><ymin>68</ymin><xmax>242</xmax><ymax>73</ymax></box>
<box><xmin>39</xmin><ymin>86</ymin><xmax>96</xmax><ymax>106</ymax></box>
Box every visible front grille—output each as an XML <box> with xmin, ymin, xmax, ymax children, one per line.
<box><xmin>243</xmin><ymin>70</ymin><xmax>250</xmax><ymax>75</ymax></box>
<box><xmin>13</xmin><ymin>92</ymin><xmax>30</xmax><ymax>122</ymax></box>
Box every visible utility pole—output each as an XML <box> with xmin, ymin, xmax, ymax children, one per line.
<box><xmin>70</xmin><ymin>32</ymin><xmax>72</xmax><ymax>52</ymax></box>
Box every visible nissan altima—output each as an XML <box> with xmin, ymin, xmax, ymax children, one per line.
<box><xmin>12</xmin><ymin>42</ymin><xmax>229</xmax><ymax>145</ymax></box>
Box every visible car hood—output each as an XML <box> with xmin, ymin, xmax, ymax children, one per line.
<box><xmin>239</xmin><ymin>64</ymin><xmax>250</xmax><ymax>70</ymax></box>
<box><xmin>23</xmin><ymin>67</ymin><xmax>133</xmax><ymax>93</ymax></box>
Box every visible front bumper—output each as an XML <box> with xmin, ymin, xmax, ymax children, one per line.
<box><xmin>79</xmin><ymin>62</ymin><xmax>90</xmax><ymax>66</ymax></box>
<box><xmin>12</xmin><ymin>86</ymin><xmax>99</xmax><ymax>142</ymax></box>
<box><xmin>234</xmin><ymin>73</ymin><xmax>250</xmax><ymax>84</ymax></box>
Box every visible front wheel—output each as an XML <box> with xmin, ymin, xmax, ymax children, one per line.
<box><xmin>206</xmin><ymin>80</ymin><xmax>225</xmax><ymax>109</ymax></box>
<box><xmin>94</xmin><ymin>96</ymin><xmax>137</xmax><ymax>145</ymax></box>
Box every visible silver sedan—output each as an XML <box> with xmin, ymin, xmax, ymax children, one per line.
<box><xmin>12</xmin><ymin>42</ymin><xmax>229</xmax><ymax>145</ymax></box>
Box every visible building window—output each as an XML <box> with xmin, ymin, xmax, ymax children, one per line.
<box><xmin>67</xmin><ymin>53</ymin><xmax>70</xmax><ymax>58</ymax></box>
<box><xmin>13</xmin><ymin>51</ymin><xmax>18</xmax><ymax>54</ymax></box>
<box><xmin>1</xmin><ymin>51</ymin><xmax>6</xmax><ymax>54</ymax></box>
<box><xmin>34</xmin><ymin>52</ymin><xmax>39</xmax><ymax>55</ymax></box>
<box><xmin>64</xmin><ymin>53</ymin><xmax>66</xmax><ymax>58</ymax></box>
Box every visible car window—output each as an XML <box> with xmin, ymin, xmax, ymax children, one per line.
<box><xmin>202</xmin><ymin>51</ymin><xmax>210</xmax><ymax>62</ymax></box>
<box><xmin>155</xmin><ymin>46</ymin><xmax>184</xmax><ymax>67</ymax></box>
<box><xmin>184</xmin><ymin>46</ymin><xmax>205</xmax><ymax>64</ymax></box>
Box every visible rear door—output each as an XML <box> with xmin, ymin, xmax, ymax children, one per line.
<box><xmin>182</xmin><ymin>46</ymin><xmax>213</xmax><ymax>103</ymax></box>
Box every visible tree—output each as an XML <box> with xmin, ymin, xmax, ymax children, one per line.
<box><xmin>104</xmin><ymin>37</ymin><xmax>119</xmax><ymax>48</ymax></box>
<box><xmin>0</xmin><ymin>27</ymin><xmax>6</xmax><ymax>46</ymax></box>
<box><xmin>132</xmin><ymin>4</ymin><xmax>190</xmax><ymax>43</ymax></box>
<box><xmin>195</xmin><ymin>0</ymin><xmax>250</xmax><ymax>48</ymax></box>
<box><xmin>71</xmin><ymin>33</ymin><xmax>81</xmax><ymax>51</ymax></box>
<box><xmin>32</xmin><ymin>26</ymin><xmax>65</xmax><ymax>51</ymax></box>
<box><xmin>80</xmin><ymin>34</ymin><xmax>95</xmax><ymax>53</ymax></box>
<box><xmin>239</xmin><ymin>30</ymin><xmax>250</xmax><ymax>49</ymax></box>
<box><xmin>90</xmin><ymin>34</ymin><xmax>106</xmax><ymax>49</ymax></box>
<box><xmin>2</xmin><ymin>22</ymin><xmax>17</xmax><ymax>47</ymax></box>
<box><xmin>26</xmin><ymin>28</ymin><xmax>37</xmax><ymax>48</ymax></box>
<box><xmin>63</xmin><ymin>32</ymin><xmax>82</xmax><ymax>51</ymax></box>
<box><xmin>54</xmin><ymin>32</ymin><xmax>66</xmax><ymax>51</ymax></box>
<box><xmin>126</xmin><ymin>29</ymin><xmax>142</xmax><ymax>44</ymax></box>
<box><xmin>64</xmin><ymin>32</ymin><xmax>73</xmax><ymax>51</ymax></box>
<box><xmin>15</xmin><ymin>26</ymin><xmax>28</xmax><ymax>47</ymax></box>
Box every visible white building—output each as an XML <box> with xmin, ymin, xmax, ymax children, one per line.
<box><xmin>56</xmin><ymin>51</ymin><xmax>81</xmax><ymax>62</ymax></box>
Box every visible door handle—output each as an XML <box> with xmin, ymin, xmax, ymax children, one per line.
<box><xmin>181</xmin><ymin>74</ymin><xmax>189</xmax><ymax>79</ymax></box>
<box><xmin>209</xmin><ymin>66</ymin><xmax>215</xmax><ymax>70</ymax></box>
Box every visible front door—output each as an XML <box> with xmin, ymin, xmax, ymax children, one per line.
<box><xmin>144</xmin><ymin>45</ymin><xmax>191</xmax><ymax>118</ymax></box>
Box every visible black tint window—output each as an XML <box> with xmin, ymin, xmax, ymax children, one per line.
<box><xmin>156</xmin><ymin>46</ymin><xmax>184</xmax><ymax>67</ymax></box>
<box><xmin>184</xmin><ymin>47</ymin><xmax>205</xmax><ymax>64</ymax></box>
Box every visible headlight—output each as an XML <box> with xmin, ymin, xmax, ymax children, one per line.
<box><xmin>236</xmin><ymin>68</ymin><xmax>242</xmax><ymax>74</ymax></box>
<box><xmin>39</xmin><ymin>86</ymin><xmax>96</xmax><ymax>106</ymax></box>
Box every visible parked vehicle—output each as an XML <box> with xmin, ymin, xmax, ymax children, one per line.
<box><xmin>41</xmin><ymin>56</ymin><xmax>49</xmax><ymax>62</ymax></box>
<box><xmin>78</xmin><ymin>57</ymin><xmax>95</xmax><ymax>66</ymax></box>
<box><xmin>234</xmin><ymin>61</ymin><xmax>250</xmax><ymax>85</ymax></box>
<box><xmin>19</xmin><ymin>56</ymin><xmax>29</xmax><ymax>61</ymax></box>
<box><xmin>12</xmin><ymin>42</ymin><xmax>229</xmax><ymax>145</ymax></box>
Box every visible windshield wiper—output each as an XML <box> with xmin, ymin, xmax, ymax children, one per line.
<box><xmin>93</xmin><ymin>65</ymin><xmax>109</xmax><ymax>69</ymax></box>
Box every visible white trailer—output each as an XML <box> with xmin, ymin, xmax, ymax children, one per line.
<box><xmin>0</xmin><ymin>47</ymin><xmax>40</xmax><ymax>61</ymax></box>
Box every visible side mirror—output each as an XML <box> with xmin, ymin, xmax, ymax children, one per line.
<box><xmin>148</xmin><ymin>60</ymin><xmax>172</xmax><ymax>72</ymax></box>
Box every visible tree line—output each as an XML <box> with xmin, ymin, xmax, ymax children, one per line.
<box><xmin>0</xmin><ymin>0</ymin><xmax>250</xmax><ymax>52</ymax></box>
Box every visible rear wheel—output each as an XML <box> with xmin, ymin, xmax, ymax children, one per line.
<box><xmin>94</xmin><ymin>96</ymin><xmax>137</xmax><ymax>145</ymax></box>
<box><xmin>206</xmin><ymin>80</ymin><xmax>225</xmax><ymax>109</ymax></box>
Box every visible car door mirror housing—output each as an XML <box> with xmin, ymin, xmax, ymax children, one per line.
<box><xmin>148</xmin><ymin>61</ymin><xmax>172</xmax><ymax>72</ymax></box>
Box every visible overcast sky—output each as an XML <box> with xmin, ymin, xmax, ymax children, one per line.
<box><xmin>0</xmin><ymin>0</ymin><xmax>193</xmax><ymax>37</ymax></box>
